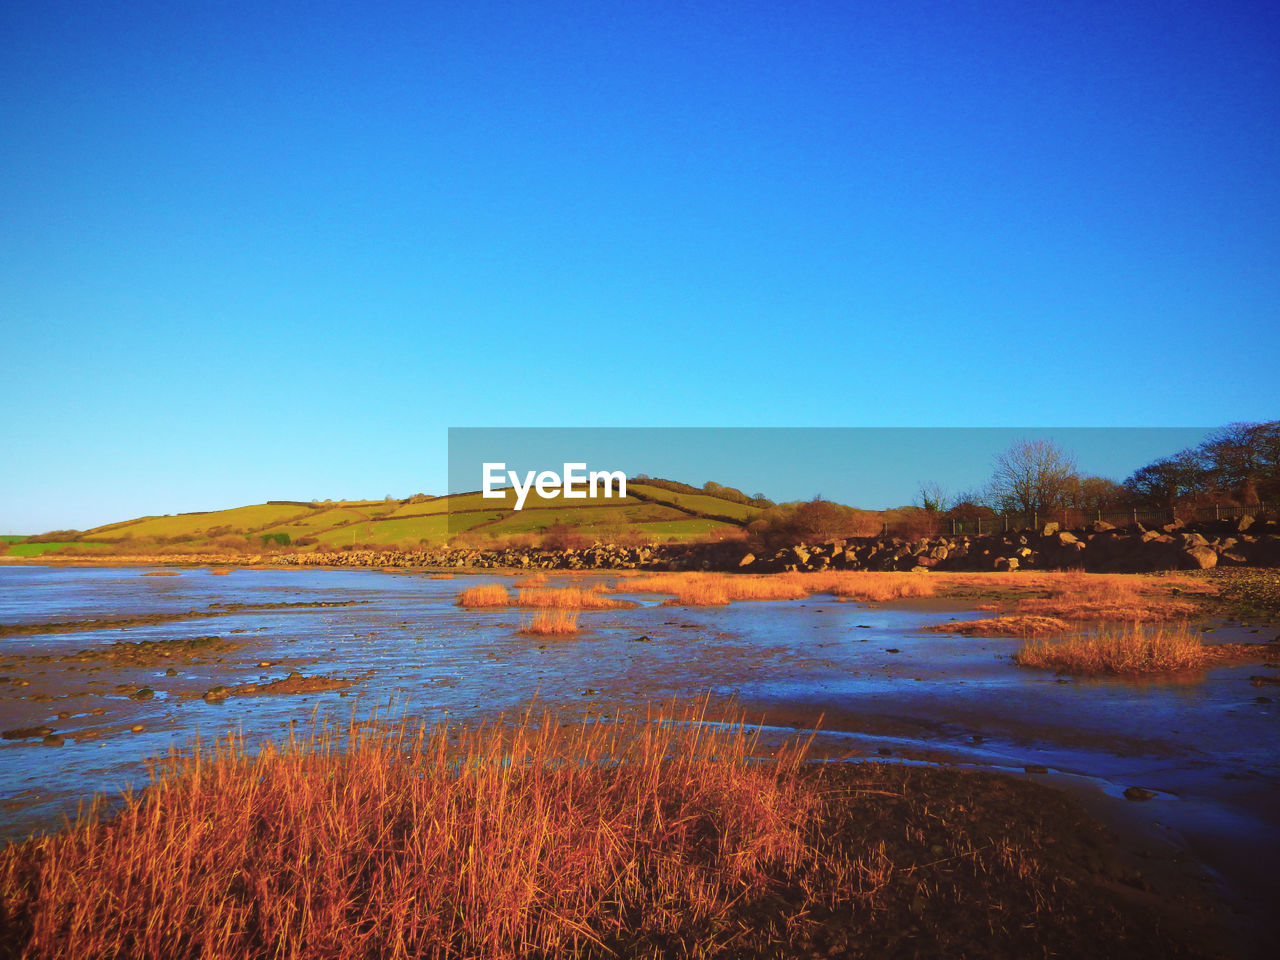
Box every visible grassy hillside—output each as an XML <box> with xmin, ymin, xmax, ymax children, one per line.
<box><xmin>15</xmin><ymin>479</ymin><xmax>770</xmax><ymax>554</ymax></box>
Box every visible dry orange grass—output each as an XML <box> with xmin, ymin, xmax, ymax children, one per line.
<box><xmin>515</xmin><ymin>588</ymin><xmax>635</xmax><ymax>610</ymax></box>
<box><xmin>796</xmin><ymin>571</ymin><xmax>936</xmax><ymax>603</ymax></box>
<box><xmin>1010</xmin><ymin>574</ymin><xmax>1205</xmax><ymax>622</ymax></box>
<box><xmin>520</xmin><ymin>608</ymin><xmax>581</xmax><ymax>636</ymax></box>
<box><xmin>927</xmin><ymin>616</ymin><xmax>1072</xmax><ymax>638</ymax></box>
<box><xmin>935</xmin><ymin>572</ymin><xmax>1215</xmax><ymax>622</ymax></box>
<box><xmin>430</xmin><ymin>573</ymin><xmax>455</xmax><ymax>580</ymax></box>
<box><xmin>615</xmin><ymin>571</ymin><xmax>933</xmax><ymax>606</ymax></box>
<box><xmin>457</xmin><ymin>584</ymin><xmax>511</xmax><ymax>607</ymax></box>
<box><xmin>0</xmin><ymin>705</ymin><xmax>815</xmax><ymax>959</ymax></box>
<box><xmin>1015</xmin><ymin>622</ymin><xmax>1215</xmax><ymax>675</ymax></box>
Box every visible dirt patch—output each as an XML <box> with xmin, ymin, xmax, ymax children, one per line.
<box><xmin>1198</xmin><ymin>568</ymin><xmax>1280</xmax><ymax>620</ymax></box>
<box><xmin>0</xmin><ymin>599</ymin><xmax>369</xmax><ymax>639</ymax></box>
<box><xmin>0</xmin><ymin>635</ymin><xmax>243</xmax><ymax>669</ymax></box>
<box><xmin>202</xmin><ymin>672</ymin><xmax>357</xmax><ymax>702</ymax></box>
<box><xmin>752</xmin><ymin>763</ymin><xmax>1230</xmax><ymax>960</ymax></box>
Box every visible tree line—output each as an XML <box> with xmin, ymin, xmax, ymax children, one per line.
<box><xmin>929</xmin><ymin>420</ymin><xmax>1279</xmax><ymax>523</ymax></box>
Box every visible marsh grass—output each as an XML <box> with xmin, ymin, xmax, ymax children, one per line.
<box><xmin>0</xmin><ymin>704</ymin><xmax>816</xmax><ymax>960</ymax></box>
<box><xmin>457</xmin><ymin>585</ymin><xmax>511</xmax><ymax>608</ymax></box>
<box><xmin>515</xmin><ymin>588</ymin><xmax>634</xmax><ymax>610</ymax></box>
<box><xmin>928</xmin><ymin>615</ymin><xmax>1072</xmax><ymax>638</ymax></box>
<box><xmin>1014</xmin><ymin>623</ymin><xmax>1215</xmax><ymax>675</ymax></box>
<box><xmin>937</xmin><ymin>572</ymin><xmax>1213</xmax><ymax>622</ymax></box>
<box><xmin>614</xmin><ymin>571</ymin><xmax>934</xmax><ymax>606</ymax></box>
<box><xmin>519</xmin><ymin>608</ymin><xmax>582</xmax><ymax>636</ymax></box>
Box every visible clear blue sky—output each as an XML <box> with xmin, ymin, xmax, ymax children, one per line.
<box><xmin>2</xmin><ymin>1</ymin><xmax>1277</xmax><ymax>531</ymax></box>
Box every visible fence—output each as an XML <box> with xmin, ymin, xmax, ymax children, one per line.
<box><xmin>885</xmin><ymin>502</ymin><xmax>1278</xmax><ymax>538</ymax></box>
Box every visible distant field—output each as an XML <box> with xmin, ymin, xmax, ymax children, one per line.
<box><xmin>4</xmin><ymin>542</ymin><xmax>109</xmax><ymax>557</ymax></box>
<box><xmin>256</xmin><ymin>505</ymin><xmax>394</xmax><ymax>539</ymax></box>
<box><xmin>630</xmin><ymin>484</ymin><xmax>761</xmax><ymax>521</ymax></box>
<box><xmin>314</xmin><ymin>513</ymin><xmax>467</xmax><ymax>547</ymax></box>
<box><xmin>24</xmin><ymin>480</ymin><xmax>771</xmax><ymax>552</ymax></box>
<box><xmin>85</xmin><ymin>504</ymin><xmax>318</xmax><ymax>541</ymax></box>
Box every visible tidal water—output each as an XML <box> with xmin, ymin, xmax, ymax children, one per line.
<box><xmin>2</xmin><ymin>564</ymin><xmax>1277</xmax><ymax>931</ymax></box>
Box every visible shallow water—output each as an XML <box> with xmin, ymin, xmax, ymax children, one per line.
<box><xmin>2</xmin><ymin>564</ymin><xmax>1278</xmax><ymax>935</ymax></box>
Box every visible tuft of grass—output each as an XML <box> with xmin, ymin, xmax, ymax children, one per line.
<box><xmin>614</xmin><ymin>571</ymin><xmax>932</xmax><ymax>606</ymax></box>
<box><xmin>0</xmin><ymin>705</ymin><xmax>814</xmax><ymax>960</ymax></box>
<box><xmin>1014</xmin><ymin>622</ymin><xmax>1215</xmax><ymax>675</ymax></box>
<box><xmin>936</xmin><ymin>572</ymin><xmax>1213</xmax><ymax>622</ymax></box>
<box><xmin>515</xmin><ymin>588</ymin><xmax>634</xmax><ymax>610</ymax></box>
<box><xmin>519</xmin><ymin>608</ymin><xmax>581</xmax><ymax>636</ymax></box>
<box><xmin>927</xmin><ymin>615</ymin><xmax>1072</xmax><ymax>638</ymax></box>
<box><xmin>457</xmin><ymin>584</ymin><xmax>511</xmax><ymax>607</ymax></box>
<box><xmin>799</xmin><ymin>571</ymin><xmax>936</xmax><ymax>602</ymax></box>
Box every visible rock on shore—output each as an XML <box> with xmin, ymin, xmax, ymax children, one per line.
<box><xmin>270</xmin><ymin>515</ymin><xmax>1280</xmax><ymax>575</ymax></box>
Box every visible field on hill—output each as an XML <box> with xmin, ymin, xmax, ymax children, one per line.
<box><xmin>8</xmin><ymin>480</ymin><xmax>775</xmax><ymax>554</ymax></box>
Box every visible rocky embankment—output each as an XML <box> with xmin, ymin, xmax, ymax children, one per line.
<box><xmin>271</xmin><ymin>515</ymin><xmax>1279</xmax><ymax>574</ymax></box>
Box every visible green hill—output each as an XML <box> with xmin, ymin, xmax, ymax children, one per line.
<box><xmin>21</xmin><ymin>480</ymin><xmax>772</xmax><ymax>553</ymax></box>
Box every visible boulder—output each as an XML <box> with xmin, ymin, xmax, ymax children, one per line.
<box><xmin>1180</xmin><ymin>546</ymin><xmax>1218</xmax><ymax>570</ymax></box>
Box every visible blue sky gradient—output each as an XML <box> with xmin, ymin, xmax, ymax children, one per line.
<box><xmin>2</xmin><ymin>1</ymin><xmax>1277</xmax><ymax>530</ymax></box>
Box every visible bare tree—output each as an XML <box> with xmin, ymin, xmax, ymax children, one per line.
<box><xmin>989</xmin><ymin>439</ymin><xmax>1078</xmax><ymax>517</ymax></box>
<box><xmin>916</xmin><ymin>481</ymin><xmax>950</xmax><ymax>514</ymax></box>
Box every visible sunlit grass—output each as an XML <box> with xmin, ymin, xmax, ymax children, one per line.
<box><xmin>457</xmin><ymin>584</ymin><xmax>511</xmax><ymax>608</ymax></box>
<box><xmin>927</xmin><ymin>615</ymin><xmax>1072</xmax><ymax>638</ymax></box>
<box><xmin>934</xmin><ymin>572</ymin><xmax>1214</xmax><ymax>622</ymax></box>
<box><xmin>1015</xmin><ymin>622</ymin><xmax>1216</xmax><ymax>675</ymax></box>
<box><xmin>514</xmin><ymin>588</ymin><xmax>634</xmax><ymax>610</ymax></box>
<box><xmin>519</xmin><ymin>608</ymin><xmax>582</xmax><ymax>636</ymax></box>
<box><xmin>613</xmin><ymin>571</ymin><xmax>934</xmax><ymax>606</ymax></box>
<box><xmin>0</xmin><ymin>704</ymin><xmax>816</xmax><ymax>959</ymax></box>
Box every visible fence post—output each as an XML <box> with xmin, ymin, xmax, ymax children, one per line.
<box><xmin>1003</xmin><ymin>515</ymin><xmax>1008</xmax><ymax>534</ymax></box>
<box><xmin>1215</xmin><ymin>504</ymin><xmax>1220</xmax><ymax>520</ymax></box>
<box><xmin>1132</xmin><ymin>507</ymin><xmax>1138</xmax><ymax>525</ymax></box>
<box><xmin>951</xmin><ymin>517</ymin><xmax>956</xmax><ymax>537</ymax></box>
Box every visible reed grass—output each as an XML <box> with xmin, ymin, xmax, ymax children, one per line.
<box><xmin>515</xmin><ymin>588</ymin><xmax>633</xmax><ymax>610</ymax></box>
<box><xmin>457</xmin><ymin>584</ymin><xmax>511</xmax><ymax>608</ymax></box>
<box><xmin>519</xmin><ymin>608</ymin><xmax>582</xmax><ymax>636</ymax></box>
<box><xmin>1014</xmin><ymin>622</ymin><xmax>1213</xmax><ymax>675</ymax></box>
<box><xmin>613</xmin><ymin>571</ymin><xmax>934</xmax><ymax>606</ymax></box>
<box><xmin>0</xmin><ymin>704</ymin><xmax>816</xmax><ymax>960</ymax></box>
<box><xmin>936</xmin><ymin>572</ymin><xmax>1212</xmax><ymax>622</ymax></box>
<box><xmin>927</xmin><ymin>615</ymin><xmax>1072</xmax><ymax>638</ymax></box>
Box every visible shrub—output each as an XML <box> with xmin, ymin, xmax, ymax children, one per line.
<box><xmin>539</xmin><ymin>524</ymin><xmax>594</xmax><ymax>552</ymax></box>
<box><xmin>747</xmin><ymin>499</ymin><xmax>878</xmax><ymax>552</ymax></box>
